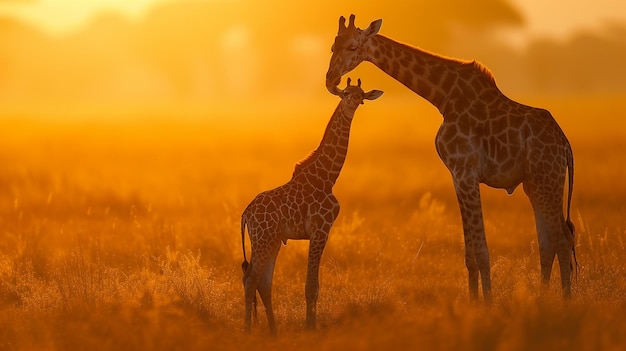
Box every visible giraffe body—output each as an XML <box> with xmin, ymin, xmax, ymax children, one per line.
<box><xmin>241</xmin><ymin>79</ymin><xmax>383</xmax><ymax>334</ymax></box>
<box><xmin>325</xmin><ymin>15</ymin><xmax>575</xmax><ymax>301</ymax></box>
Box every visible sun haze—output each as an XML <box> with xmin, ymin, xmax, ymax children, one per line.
<box><xmin>0</xmin><ymin>0</ymin><xmax>625</xmax><ymax>119</ymax></box>
<box><xmin>1</xmin><ymin>1</ymin><xmax>626</xmax><ymax>349</ymax></box>
<box><xmin>0</xmin><ymin>0</ymin><xmax>164</xmax><ymax>35</ymax></box>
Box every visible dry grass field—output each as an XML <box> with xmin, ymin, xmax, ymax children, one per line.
<box><xmin>1</xmin><ymin>96</ymin><xmax>625</xmax><ymax>350</ymax></box>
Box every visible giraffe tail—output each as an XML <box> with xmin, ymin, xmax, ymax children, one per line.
<box><xmin>565</xmin><ymin>144</ymin><xmax>579</xmax><ymax>278</ymax></box>
<box><xmin>241</xmin><ymin>214</ymin><xmax>249</xmax><ymax>272</ymax></box>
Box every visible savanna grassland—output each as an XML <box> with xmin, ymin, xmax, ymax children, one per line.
<box><xmin>1</xmin><ymin>96</ymin><xmax>626</xmax><ymax>351</ymax></box>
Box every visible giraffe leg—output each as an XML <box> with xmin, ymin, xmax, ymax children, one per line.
<box><xmin>305</xmin><ymin>231</ymin><xmax>329</xmax><ymax>330</ymax></box>
<box><xmin>243</xmin><ymin>250</ymin><xmax>270</xmax><ymax>333</ymax></box>
<box><xmin>556</xmin><ymin>220</ymin><xmax>573</xmax><ymax>298</ymax></box>
<box><xmin>452</xmin><ymin>177</ymin><xmax>492</xmax><ymax>303</ymax></box>
<box><xmin>243</xmin><ymin>261</ymin><xmax>259</xmax><ymax>333</ymax></box>
<box><xmin>524</xmin><ymin>175</ymin><xmax>571</xmax><ymax>298</ymax></box>
<box><xmin>528</xmin><ymin>203</ymin><xmax>557</xmax><ymax>291</ymax></box>
<box><xmin>257</xmin><ymin>242</ymin><xmax>280</xmax><ymax>336</ymax></box>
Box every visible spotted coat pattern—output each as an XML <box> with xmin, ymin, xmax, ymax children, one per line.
<box><xmin>325</xmin><ymin>15</ymin><xmax>575</xmax><ymax>302</ymax></box>
<box><xmin>241</xmin><ymin>79</ymin><xmax>383</xmax><ymax>334</ymax></box>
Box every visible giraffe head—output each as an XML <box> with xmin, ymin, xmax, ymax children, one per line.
<box><xmin>329</xmin><ymin>77</ymin><xmax>383</xmax><ymax>108</ymax></box>
<box><xmin>325</xmin><ymin>14</ymin><xmax>382</xmax><ymax>94</ymax></box>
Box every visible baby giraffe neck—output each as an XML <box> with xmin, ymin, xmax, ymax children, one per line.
<box><xmin>294</xmin><ymin>102</ymin><xmax>356</xmax><ymax>187</ymax></box>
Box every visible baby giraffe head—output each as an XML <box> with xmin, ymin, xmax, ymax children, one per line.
<box><xmin>329</xmin><ymin>77</ymin><xmax>383</xmax><ymax>108</ymax></box>
<box><xmin>326</xmin><ymin>14</ymin><xmax>382</xmax><ymax>94</ymax></box>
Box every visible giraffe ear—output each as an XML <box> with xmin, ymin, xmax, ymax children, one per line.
<box><xmin>364</xmin><ymin>90</ymin><xmax>384</xmax><ymax>101</ymax></box>
<box><xmin>362</xmin><ymin>19</ymin><xmax>382</xmax><ymax>39</ymax></box>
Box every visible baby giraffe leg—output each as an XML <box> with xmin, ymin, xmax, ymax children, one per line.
<box><xmin>257</xmin><ymin>242</ymin><xmax>281</xmax><ymax>335</ymax></box>
<box><xmin>305</xmin><ymin>231</ymin><xmax>329</xmax><ymax>330</ymax></box>
<box><xmin>243</xmin><ymin>250</ymin><xmax>270</xmax><ymax>333</ymax></box>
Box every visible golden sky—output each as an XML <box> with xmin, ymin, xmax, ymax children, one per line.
<box><xmin>1</xmin><ymin>0</ymin><xmax>624</xmax><ymax>42</ymax></box>
<box><xmin>507</xmin><ymin>0</ymin><xmax>626</xmax><ymax>46</ymax></box>
<box><xmin>0</xmin><ymin>0</ymin><xmax>163</xmax><ymax>36</ymax></box>
<box><xmin>1</xmin><ymin>0</ymin><xmax>625</xmax><ymax>117</ymax></box>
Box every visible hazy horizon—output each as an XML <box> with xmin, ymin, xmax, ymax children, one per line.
<box><xmin>1</xmin><ymin>0</ymin><xmax>625</xmax><ymax>118</ymax></box>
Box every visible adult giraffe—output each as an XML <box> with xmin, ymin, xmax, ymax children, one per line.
<box><xmin>325</xmin><ymin>14</ymin><xmax>575</xmax><ymax>302</ymax></box>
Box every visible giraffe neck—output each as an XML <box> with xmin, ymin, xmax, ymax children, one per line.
<box><xmin>365</xmin><ymin>34</ymin><xmax>498</xmax><ymax>115</ymax></box>
<box><xmin>293</xmin><ymin>102</ymin><xmax>356</xmax><ymax>187</ymax></box>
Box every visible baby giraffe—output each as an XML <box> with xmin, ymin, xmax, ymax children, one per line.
<box><xmin>241</xmin><ymin>78</ymin><xmax>383</xmax><ymax>334</ymax></box>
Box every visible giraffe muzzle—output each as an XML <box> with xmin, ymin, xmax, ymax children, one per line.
<box><xmin>325</xmin><ymin>74</ymin><xmax>342</xmax><ymax>94</ymax></box>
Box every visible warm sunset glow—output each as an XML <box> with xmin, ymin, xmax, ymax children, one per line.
<box><xmin>1</xmin><ymin>1</ymin><xmax>626</xmax><ymax>350</ymax></box>
<box><xmin>1</xmin><ymin>0</ymin><xmax>625</xmax><ymax>118</ymax></box>
<box><xmin>510</xmin><ymin>0</ymin><xmax>626</xmax><ymax>40</ymax></box>
<box><xmin>1</xmin><ymin>0</ymin><xmax>624</xmax><ymax>39</ymax></box>
<box><xmin>0</xmin><ymin>0</ymin><xmax>163</xmax><ymax>35</ymax></box>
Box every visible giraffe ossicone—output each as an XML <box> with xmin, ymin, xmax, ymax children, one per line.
<box><xmin>326</xmin><ymin>14</ymin><xmax>576</xmax><ymax>302</ymax></box>
<box><xmin>241</xmin><ymin>78</ymin><xmax>383</xmax><ymax>334</ymax></box>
